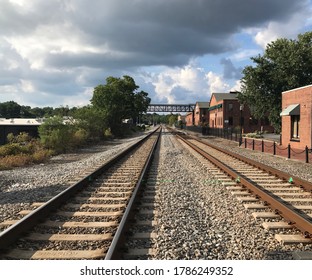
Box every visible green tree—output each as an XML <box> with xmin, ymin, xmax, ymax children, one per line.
<box><xmin>91</xmin><ymin>76</ymin><xmax>150</xmax><ymax>136</ymax></box>
<box><xmin>73</xmin><ymin>105</ymin><xmax>107</xmax><ymax>141</ymax></box>
<box><xmin>0</xmin><ymin>101</ymin><xmax>21</xmax><ymax>118</ymax></box>
<box><xmin>168</xmin><ymin>114</ymin><xmax>178</xmax><ymax>126</ymax></box>
<box><xmin>239</xmin><ymin>31</ymin><xmax>312</xmax><ymax>132</ymax></box>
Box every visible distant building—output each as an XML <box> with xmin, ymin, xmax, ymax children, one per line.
<box><xmin>184</xmin><ymin>112</ymin><xmax>193</xmax><ymax>126</ymax></box>
<box><xmin>208</xmin><ymin>91</ymin><xmax>273</xmax><ymax>133</ymax></box>
<box><xmin>280</xmin><ymin>84</ymin><xmax>312</xmax><ymax>149</ymax></box>
<box><xmin>194</xmin><ymin>102</ymin><xmax>210</xmax><ymax>126</ymax></box>
<box><xmin>0</xmin><ymin>118</ymin><xmax>44</xmax><ymax>145</ymax></box>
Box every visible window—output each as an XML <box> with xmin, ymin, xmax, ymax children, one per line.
<box><xmin>228</xmin><ymin>117</ymin><xmax>233</xmax><ymax>126</ymax></box>
<box><xmin>291</xmin><ymin>115</ymin><xmax>300</xmax><ymax>140</ymax></box>
<box><xmin>228</xmin><ymin>103</ymin><xmax>233</xmax><ymax>112</ymax></box>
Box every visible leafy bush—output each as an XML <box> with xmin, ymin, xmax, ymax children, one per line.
<box><xmin>104</xmin><ymin>128</ymin><xmax>113</xmax><ymax>139</ymax></box>
<box><xmin>0</xmin><ymin>154</ymin><xmax>32</xmax><ymax>168</ymax></box>
<box><xmin>38</xmin><ymin>116</ymin><xmax>72</xmax><ymax>153</ymax></box>
<box><xmin>0</xmin><ymin>143</ymin><xmax>30</xmax><ymax>156</ymax></box>
<box><xmin>0</xmin><ymin>132</ymin><xmax>52</xmax><ymax>170</ymax></box>
<box><xmin>71</xmin><ymin>129</ymin><xmax>88</xmax><ymax>148</ymax></box>
<box><xmin>32</xmin><ymin>149</ymin><xmax>53</xmax><ymax>163</ymax></box>
<box><xmin>244</xmin><ymin>132</ymin><xmax>263</xmax><ymax>138</ymax></box>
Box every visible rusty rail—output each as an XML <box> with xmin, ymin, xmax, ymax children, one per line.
<box><xmin>176</xmin><ymin>134</ymin><xmax>312</xmax><ymax>237</ymax></box>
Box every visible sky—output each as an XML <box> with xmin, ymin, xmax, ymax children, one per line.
<box><xmin>0</xmin><ymin>0</ymin><xmax>312</xmax><ymax>108</ymax></box>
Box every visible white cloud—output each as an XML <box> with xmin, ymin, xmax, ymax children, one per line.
<box><xmin>206</xmin><ymin>72</ymin><xmax>230</xmax><ymax>93</ymax></box>
<box><xmin>253</xmin><ymin>11</ymin><xmax>310</xmax><ymax>48</ymax></box>
<box><xmin>148</xmin><ymin>64</ymin><xmax>210</xmax><ymax>103</ymax></box>
<box><xmin>20</xmin><ymin>79</ymin><xmax>35</xmax><ymax>93</ymax></box>
<box><xmin>230</xmin><ymin>80</ymin><xmax>242</xmax><ymax>92</ymax></box>
<box><xmin>143</xmin><ymin>63</ymin><xmax>241</xmax><ymax>104</ymax></box>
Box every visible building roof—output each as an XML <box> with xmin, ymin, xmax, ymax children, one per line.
<box><xmin>0</xmin><ymin>118</ymin><xmax>44</xmax><ymax>126</ymax></box>
<box><xmin>196</xmin><ymin>102</ymin><xmax>210</xmax><ymax>108</ymax></box>
<box><xmin>212</xmin><ymin>92</ymin><xmax>238</xmax><ymax>102</ymax></box>
<box><xmin>282</xmin><ymin>84</ymin><xmax>312</xmax><ymax>94</ymax></box>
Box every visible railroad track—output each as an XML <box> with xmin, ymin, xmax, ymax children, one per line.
<box><xmin>173</xmin><ymin>130</ymin><xmax>312</xmax><ymax>245</ymax></box>
<box><xmin>120</xmin><ymin>167</ymin><xmax>159</xmax><ymax>259</ymax></box>
<box><xmin>0</xmin><ymin>127</ymin><xmax>161</xmax><ymax>260</ymax></box>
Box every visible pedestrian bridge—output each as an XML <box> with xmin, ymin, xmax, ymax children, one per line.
<box><xmin>147</xmin><ymin>104</ymin><xmax>195</xmax><ymax>113</ymax></box>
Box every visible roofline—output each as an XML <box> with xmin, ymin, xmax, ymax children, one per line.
<box><xmin>282</xmin><ymin>84</ymin><xmax>312</xmax><ymax>94</ymax></box>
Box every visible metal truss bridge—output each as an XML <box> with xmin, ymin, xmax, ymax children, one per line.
<box><xmin>147</xmin><ymin>104</ymin><xmax>195</xmax><ymax>113</ymax></box>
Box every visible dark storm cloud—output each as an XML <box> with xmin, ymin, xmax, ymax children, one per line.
<box><xmin>51</xmin><ymin>0</ymin><xmax>307</xmax><ymax>69</ymax></box>
<box><xmin>0</xmin><ymin>0</ymin><xmax>310</xmax><ymax>106</ymax></box>
<box><xmin>2</xmin><ymin>0</ymin><xmax>307</xmax><ymax>69</ymax></box>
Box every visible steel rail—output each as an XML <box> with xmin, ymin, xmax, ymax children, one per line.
<box><xmin>177</xmin><ymin>134</ymin><xmax>312</xmax><ymax>236</ymax></box>
<box><xmin>190</xmin><ymin>134</ymin><xmax>312</xmax><ymax>193</ymax></box>
<box><xmin>105</xmin><ymin>128</ymin><xmax>161</xmax><ymax>260</ymax></box>
<box><xmin>0</xmin><ymin>127</ymin><xmax>160</xmax><ymax>250</ymax></box>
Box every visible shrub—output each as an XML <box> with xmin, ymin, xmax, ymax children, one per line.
<box><xmin>104</xmin><ymin>128</ymin><xmax>113</xmax><ymax>139</ymax></box>
<box><xmin>32</xmin><ymin>149</ymin><xmax>52</xmax><ymax>163</ymax></box>
<box><xmin>0</xmin><ymin>143</ymin><xmax>30</xmax><ymax>156</ymax></box>
<box><xmin>0</xmin><ymin>154</ymin><xmax>32</xmax><ymax>168</ymax></box>
<box><xmin>71</xmin><ymin>129</ymin><xmax>88</xmax><ymax>148</ymax></box>
<box><xmin>244</xmin><ymin>132</ymin><xmax>263</xmax><ymax>138</ymax></box>
<box><xmin>39</xmin><ymin>116</ymin><xmax>71</xmax><ymax>153</ymax></box>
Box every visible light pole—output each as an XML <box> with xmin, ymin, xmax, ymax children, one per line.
<box><xmin>239</xmin><ymin>104</ymin><xmax>244</xmax><ymax>145</ymax></box>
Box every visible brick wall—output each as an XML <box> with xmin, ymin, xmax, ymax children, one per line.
<box><xmin>281</xmin><ymin>85</ymin><xmax>312</xmax><ymax>149</ymax></box>
<box><xmin>185</xmin><ymin>112</ymin><xmax>194</xmax><ymax>126</ymax></box>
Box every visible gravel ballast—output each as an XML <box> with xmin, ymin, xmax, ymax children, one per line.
<box><xmin>151</xmin><ymin>129</ymin><xmax>312</xmax><ymax>259</ymax></box>
<box><xmin>1</xmin><ymin>128</ymin><xmax>311</xmax><ymax>259</ymax></box>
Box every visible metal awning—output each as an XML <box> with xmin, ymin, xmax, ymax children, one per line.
<box><xmin>208</xmin><ymin>104</ymin><xmax>222</xmax><ymax>111</ymax></box>
<box><xmin>280</xmin><ymin>104</ymin><xmax>300</xmax><ymax>116</ymax></box>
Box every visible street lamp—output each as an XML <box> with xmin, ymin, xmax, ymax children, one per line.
<box><xmin>239</xmin><ymin>104</ymin><xmax>244</xmax><ymax>145</ymax></box>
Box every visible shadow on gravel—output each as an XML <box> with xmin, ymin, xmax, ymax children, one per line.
<box><xmin>263</xmin><ymin>250</ymin><xmax>294</xmax><ymax>260</ymax></box>
<box><xmin>0</xmin><ymin>184</ymin><xmax>67</xmax><ymax>205</ymax></box>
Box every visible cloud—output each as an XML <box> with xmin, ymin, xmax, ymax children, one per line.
<box><xmin>143</xmin><ymin>62</ymin><xmax>242</xmax><ymax>104</ymax></box>
<box><xmin>206</xmin><ymin>72</ymin><xmax>230</xmax><ymax>94</ymax></box>
<box><xmin>252</xmin><ymin>5</ymin><xmax>312</xmax><ymax>48</ymax></box>
<box><xmin>2</xmin><ymin>0</ymin><xmax>306</xmax><ymax>70</ymax></box>
<box><xmin>0</xmin><ymin>0</ymin><xmax>310</xmax><ymax>107</ymax></box>
<box><xmin>147</xmin><ymin>64</ymin><xmax>210</xmax><ymax>103</ymax></box>
<box><xmin>220</xmin><ymin>58</ymin><xmax>243</xmax><ymax>80</ymax></box>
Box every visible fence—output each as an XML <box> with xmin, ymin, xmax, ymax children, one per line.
<box><xmin>184</xmin><ymin>126</ymin><xmax>311</xmax><ymax>164</ymax></box>
<box><xmin>201</xmin><ymin>127</ymin><xmax>242</xmax><ymax>143</ymax></box>
<box><xmin>242</xmin><ymin>138</ymin><xmax>312</xmax><ymax>163</ymax></box>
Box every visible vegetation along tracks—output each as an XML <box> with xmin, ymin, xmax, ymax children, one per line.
<box><xmin>0</xmin><ymin>127</ymin><xmax>161</xmax><ymax>260</ymax></box>
<box><xmin>174</xmin><ymin>131</ymin><xmax>312</xmax><ymax>245</ymax></box>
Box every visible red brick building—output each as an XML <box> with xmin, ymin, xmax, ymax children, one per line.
<box><xmin>194</xmin><ymin>102</ymin><xmax>210</xmax><ymax>126</ymax></box>
<box><xmin>208</xmin><ymin>92</ymin><xmax>273</xmax><ymax>133</ymax></box>
<box><xmin>184</xmin><ymin>112</ymin><xmax>193</xmax><ymax>126</ymax></box>
<box><xmin>281</xmin><ymin>84</ymin><xmax>312</xmax><ymax>149</ymax></box>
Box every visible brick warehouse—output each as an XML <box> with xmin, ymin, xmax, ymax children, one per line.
<box><xmin>208</xmin><ymin>91</ymin><xmax>274</xmax><ymax>133</ymax></box>
<box><xmin>193</xmin><ymin>102</ymin><xmax>210</xmax><ymax>126</ymax></box>
<box><xmin>281</xmin><ymin>84</ymin><xmax>312</xmax><ymax>149</ymax></box>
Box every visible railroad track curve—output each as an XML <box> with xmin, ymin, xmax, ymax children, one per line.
<box><xmin>0</xmin><ymin>127</ymin><xmax>161</xmax><ymax>260</ymax></box>
<box><xmin>171</xmin><ymin>129</ymin><xmax>312</xmax><ymax>245</ymax></box>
